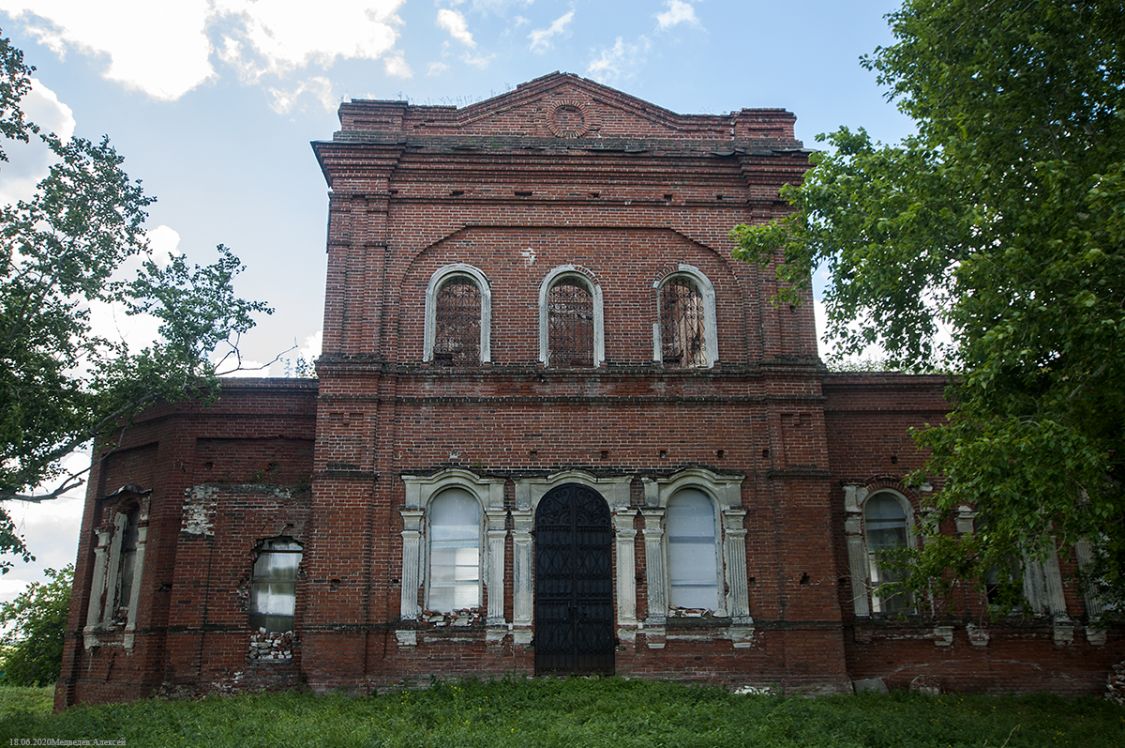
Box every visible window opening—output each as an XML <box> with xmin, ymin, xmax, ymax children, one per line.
<box><xmin>433</xmin><ymin>277</ymin><xmax>481</xmax><ymax>365</ymax></box>
<box><xmin>114</xmin><ymin>506</ymin><xmax>140</xmax><ymax>620</ymax></box>
<box><xmin>864</xmin><ymin>493</ymin><xmax>913</xmax><ymax>614</ymax></box>
<box><xmin>660</xmin><ymin>277</ymin><xmax>706</xmax><ymax>367</ymax></box>
<box><xmin>667</xmin><ymin>489</ymin><xmax>720</xmax><ymax>609</ymax></box>
<box><xmin>250</xmin><ymin>538</ymin><xmax>303</xmax><ymax>632</ymax></box>
<box><xmin>548</xmin><ymin>278</ymin><xmax>594</xmax><ymax>367</ymax></box>
<box><xmin>428</xmin><ymin>489</ymin><xmax>481</xmax><ymax>610</ymax></box>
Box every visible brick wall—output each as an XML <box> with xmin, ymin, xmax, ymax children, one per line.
<box><xmin>56</xmin><ymin>74</ymin><xmax>1121</xmax><ymax>706</ymax></box>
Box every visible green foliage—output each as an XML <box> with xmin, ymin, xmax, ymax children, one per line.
<box><xmin>0</xmin><ymin>33</ymin><xmax>271</xmax><ymax>570</ymax></box>
<box><xmin>732</xmin><ymin>0</ymin><xmax>1125</xmax><ymax>607</ymax></box>
<box><xmin>0</xmin><ymin>565</ymin><xmax>71</xmax><ymax>686</ymax></box>
<box><xmin>0</xmin><ymin>679</ymin><xmax>1121</xmax><ymax>747</ymax></box>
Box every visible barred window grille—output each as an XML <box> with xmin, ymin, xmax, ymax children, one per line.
<box><xmin>660</xmin><ymin>278</ymin><xmax>706</xmax><ymax>367</ymax></box>
<box><xmin>548</xmin><ymin>279</ymin><xmax>594</xmax><ymax>367</ymax></box>
<box><xmin>433</xmin><ymin>277</ymin><xmax>481</xmax><ymax>365</ymax></box>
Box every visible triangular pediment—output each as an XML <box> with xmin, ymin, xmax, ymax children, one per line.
<box><xmin>403</xmin><ymin>72</ymin><xmax>735</xmax><ymax>140</ymax></box>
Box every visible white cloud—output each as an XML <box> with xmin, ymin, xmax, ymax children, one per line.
<box><xmin>267</xmin><ymin>76</ymin><xmax>337</xmax><ymax>114</ymax></box>
<box><xmin>655</xmin><ymin>0</ymin><xmax>700</xmax><ymax>30</ymax></box>
<box><xmin>214</xmin><ymin>0</ymin><xmax>404</xmax><ymax>82</ymax></box>
<box><xmin>427</xmin><ymin>61</ymin><xmax>450</xmax><ymax>77</ymax></box>
<box><xmin>0</xmin><ymin>78</ymin><xmax>75</xmax><ymax>206</ymax></box>
<box><xmin>528</xmin><ymin>10</ymin><xmax>574</xmax><ymax>54</ymax></box>
<box><xmin>146</xmin><ymin>224</ymin><xmax>182</xmax><ymax>268</ymax></box>
<box><xmin>463</xmin><ymin>51</ymin><xmax>495</xmax><ymax>70</ymax></box>
<box><xmin>0</xmin><ymin>0</ymin><xmax>215</xmax><ymax>100</ymax></box>
<box><xmin>383</xmin><ymin>51</ymin><xmax>413</xmax><ymax>79</ymax></box>
<box><xmin>0</xmin><ymin>1</ymin><xmax>407</xmax><ymax>101</ymax></box>
<box><xmin>300</xmin><ymin>330</ymin><xmax>322</xmax><ymax>360</ymax></box>
<box><xmin>470</xmin><ymin>0</ymin><xmax>535</xmax><ymax>13</ymax></box>
<box><xmin>436</xmin><ymin>8</ymin><xmax>476</xmax><ymax>48</ymax></box>
<box><xmin>586</xmin><ymin>36</ymin><xmax>651</xmax><ymax>84</ymax></box>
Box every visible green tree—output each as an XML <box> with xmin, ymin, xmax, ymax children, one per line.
<box><xmin>0</xmin><ymin>34</ymin><xmax>272</xmax><ymax>570</ymax></box>
<box><xmin>0</xmin><ymin>565</ymin><xmax>72</xmax><ymax>685</ymax></box>
<box><xmin>732</xmin><ymin>1</ymin><xmax>1124</xmax><ymax>608</ymax></box>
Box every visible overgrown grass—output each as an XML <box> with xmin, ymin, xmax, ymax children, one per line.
<box><xmin>1</xmin><ymin>679</ymin><xmax>1121</xmax><ymax>747</ymax></box>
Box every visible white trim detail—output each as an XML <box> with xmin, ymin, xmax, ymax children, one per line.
<box><xmin>400</xmin><ymin>470</ymin><xmax>506</xmax><ymax>629</ymax></box>
<box><xmin>652</xmin><ymin>264</ymin><xmax>719</xmax><ymax>368</ymax></box>
<box><xmin>423</xmin><ymin>263</ymin><xmax>492</xmax><ymax>363</ymax></box>
<box><xmin>538</xmin><ymin>264</ymin><xmax>605</xmax><ymax>367</ymax></box>
<box><xmin>844</xmin><ymin>486</ymin><xmax>916</xmax><ymax>617</ymax></box>
<box><xmin>512</xmin><ymin>470</ymin><xmax>632</xmax><ymax>641</ymax></box>
<box><xmin>83</xmin><ymin>494</ymin><xmax>150</xmax><ymax>651</ymax></box>
<box><xmin>641</xmin><ymin>469</ymin><xmax>750</xmax><ymax>627</ymax></box>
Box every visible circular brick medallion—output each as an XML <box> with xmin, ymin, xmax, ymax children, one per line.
<box><xmin>548</xmin><ymin>102</ymin><xmax>591</xmax><ymax>138</ymax></box>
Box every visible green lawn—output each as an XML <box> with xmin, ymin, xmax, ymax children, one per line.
<box><xmin>1</xmin><ymin>679</ymin><xmax>1121</xmax><ymax>747</ymax></box>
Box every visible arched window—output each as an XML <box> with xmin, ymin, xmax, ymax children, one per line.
<box><xmin>427</xmin><ymin>489</ymin><xmax>482</xmax><ymax>611</ymax></box>
<box><xmin>666</xmin><ymin>488</ymin><xmax>721</xmax><ymax>609</ymax></box>
<box><xmin>424</xmin><ymin>264</ymin><xmax>491</xmax><ymax>364</ymax></box>
<box><xmin>250</xmin><ymin>538</ymin><xmax>303</xmax><ymax>632</ymax></box>
<box><xmin>653</xmin><ymin>266</ymin><xmax>718</xmax><ymax>368</ymax></box>
<box><xmin>548</xmin><ymin>278</ymin><xmax>594</xmax><ymax>367</ymax></box>
<box><xmin>863</xmin><ymin>492</ymin><xmax>913</xmax><ymax>614</ymax></box>
<box><xmin>539</xmin><ymin>266</ymin><xmax>604</xmax><ymax>367</ymax></box>
<box><xmin>433</xmin><ymin>277</ymin><xmax>481</xmax><ymax>365</ymax></box>
<box><xmin>114</xmin><ymin>505</ymin><xmax>140</xmax><ymax>620</ymax></box>
<box><xmin>660</xmin><ymin>278</ymin><xmax>706</xmax><ymax>367</ymax></box>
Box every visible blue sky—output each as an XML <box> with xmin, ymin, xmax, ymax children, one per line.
<box><xmin>0</xmin><ymin>0</ymin><xmax>912</xmax><ymax>600</ymax></box>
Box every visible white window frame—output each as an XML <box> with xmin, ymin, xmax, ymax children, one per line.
<box><xmin>955</xmin><ymin>507</ymin><xmax>1069</xmax><ymax>620</ymax></box>
<box><xmin>843</xmin><ymin>486</ymin><xmax>917</xmax><ymax>617</ymax></box>
<box><xmin>538</xmin><ymin>265</ymin><xmax>605</xmax><ymax>367</ymax></box>
<box><xmin>863</xmin><ymin>490</ymin><xmax>916</xmax><ymax>615</ymax></box>
<box><xmin>423</xmin><ymin>263</ymin><xmax>491</xmax><ymax>363</ymax></box>
<box><xmin>399</xmin><ymin>469</ymin><xmax>506</xmax><ymax>631</ymax></box>
<box><xmin>641</xmin><ymin>469</ymin><xmax>749</xmax><ymax>625</ymax></box>
<box><xmin>652</xmin><ymin>264</ymin><xmax>718</xmax><ymax>368</ymax></box>
<box><xmin>83</xmin><ymin>485</ymin><xmax>150</xmax><ymax>651</ymax></box>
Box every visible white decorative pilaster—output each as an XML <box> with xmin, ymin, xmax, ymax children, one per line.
<box><xmin>843</xmin><ymin>485</ymin><xmax>871</xmax><ymax>617</ymax></box>
<box><xmin>641</xmin><ymin>509</ymin><xmax>667</xmax><ymax>627</ymax></box>
<box><xmin>398</xmin><ymin>508</ymin><xmax>424</xmax><ymax>620</ymax></box>
<box><xmin>83</xmin><ymin>528</ymin><xmax>111</xmax><ymax>649</ymax></box>
<box><xmin>1074</xmin><ymin>539</ymin><xmax>1106</xmax><ymax>645</ymax></box>
<box><xmin>485</xmin><ymin>509</ymin><xmax>507</xmax><ymax>629</ymax></box>
<box><xmin>612</xmin><ymin>510</ymin><xmax>639</xmax><ymax>628</ymax></box>
<box><xmin>511</xmin><ymin>510</ymin><xmax>534</xmax><ymax>644</ymax></box>
<box><xmin>721</xmin><ymin>508</ymin><xmax>750</xmax><ymax>623</ymax></box>
<box><xmin>123</xmin><ymin>520</ymin><xmax>148</xmax><ymax>651</ymax></box>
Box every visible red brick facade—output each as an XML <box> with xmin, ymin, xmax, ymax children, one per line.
<box><xmin>56</xmin><ymin>74</ymin><xmax>1119</xmax><ymax>707</ymax></box>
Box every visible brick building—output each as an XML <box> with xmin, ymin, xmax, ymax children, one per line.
<box><xmin>56</xmin><ymin>74</ymin><xmax>1119</xmax><ymax>707</ymax></box>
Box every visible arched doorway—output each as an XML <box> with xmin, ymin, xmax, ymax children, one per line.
<box><xmin>534</xmin><ymin>483</ymin><xmax>614</xmax><ymax>674</ymax></box>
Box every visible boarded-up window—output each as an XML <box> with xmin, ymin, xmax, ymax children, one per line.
<box><xmin>548</xmin><ymin>278</ymin><xmax>594</xmax><ymax>367</ymax></box>
<box><xmin>864</xmin><ymin>493</ymin><xmax>913</xmax><ymax>614</ymax></box>
<box><xmin>428</xmin><ymin>489</ymin><xmax>481</xmax><ymax>611</ymax></box>
<box><xmin>667</xmin><ymin>489</ymin><xmax>720</xmax><ymax>609</ymax></box>
<box><xmin>660</xmin><ymin>278</ymin><xmax>706</xmax><ymax>367</ymax></box>
<box><xmin>250</xmin><ymin>538</ymin><xmax>303</xmax><ymax>632</ymax></box>
<box><xmin>433</xmin><ymin>277</ymin><xmax>481</xmax><ymax>365</ymax></box>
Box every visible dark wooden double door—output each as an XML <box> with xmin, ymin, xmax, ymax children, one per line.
<box><xmin>534</xmin><ymin>484</ymin><xmax>614</xmax><ymax>675</ymax></box>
